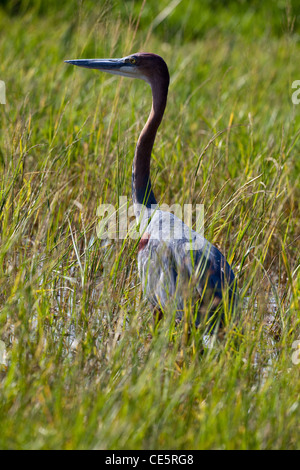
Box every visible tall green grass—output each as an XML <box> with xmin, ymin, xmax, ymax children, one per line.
<box><xmin>0</xmin><ymin>0</ymin><xmax>299</xmax><ymax>449</ymax></box>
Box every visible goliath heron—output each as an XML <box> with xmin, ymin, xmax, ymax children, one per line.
<box><xmin>65</xmin><ymin>53</ymin><xmax>237</xmax><ymax>329</ymax></box>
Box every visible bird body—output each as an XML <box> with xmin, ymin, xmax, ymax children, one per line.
<box><xmin>136</xmin><ymin>206</ymin><xmax>235</xmax><ymax>325</ymax></box>
<box><xmin>66</xmin><ymin>52</ymin><xmax>237</xmax><ymax>328</ymax></box>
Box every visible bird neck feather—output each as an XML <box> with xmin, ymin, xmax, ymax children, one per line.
<box><xmin>132</xmin><ymin>77</ymin><xmax>169</xmax><ymax>215</ymax></box>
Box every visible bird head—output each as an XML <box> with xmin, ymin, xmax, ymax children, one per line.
<box><xmin>65</xmin><ymin>52</ymin><xmax>169</xmax><ymax>88</ymax></box>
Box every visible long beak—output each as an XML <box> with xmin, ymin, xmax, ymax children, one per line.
<box><xmin>65</xmin><ymin>58</ymin><xmax>125</xmax><ymax>71</ymax></box>
<box><xmin>64</xmin><ymin>58</ymin><xmax>138</xmax><ymax>79</ymax></box>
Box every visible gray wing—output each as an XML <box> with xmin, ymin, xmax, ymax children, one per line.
<box><xmin>137</xmin><ymin>210</ymin><xmax>237</xmax><ymax>324</ymax></box>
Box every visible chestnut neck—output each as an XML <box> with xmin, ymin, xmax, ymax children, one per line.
<box><xmin>132</xmin><ymin>75</ymin><xmax>169</xmax><ymax>214</ymax></box>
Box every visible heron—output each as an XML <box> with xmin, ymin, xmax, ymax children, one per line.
<box><xmin>65</xmin><ymin>53</ymin><xmax>237</xmax><ymax>330</ymax></box>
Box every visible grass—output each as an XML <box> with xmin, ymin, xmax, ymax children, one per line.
<box><xmin>0</xmin><ymin>0</ymin><xmax>299</xmax><ymax>449</ymax></box>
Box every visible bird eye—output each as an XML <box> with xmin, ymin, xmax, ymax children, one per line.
<box><xmin>129</xmin><ymin>57</ymin><xmax>137</xmax><ymax>64</ymax></box>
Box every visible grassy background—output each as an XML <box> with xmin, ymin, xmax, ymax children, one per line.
<box><xmin>0</xmin><ymin>0</ymin><xmax>299</xmax><ymax>449</ymax></box>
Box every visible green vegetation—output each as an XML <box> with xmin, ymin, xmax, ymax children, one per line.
<box><xmin>0</xmin><ymin>0</ymin><xmax>299</xmax><ymax>449</ymax></box>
